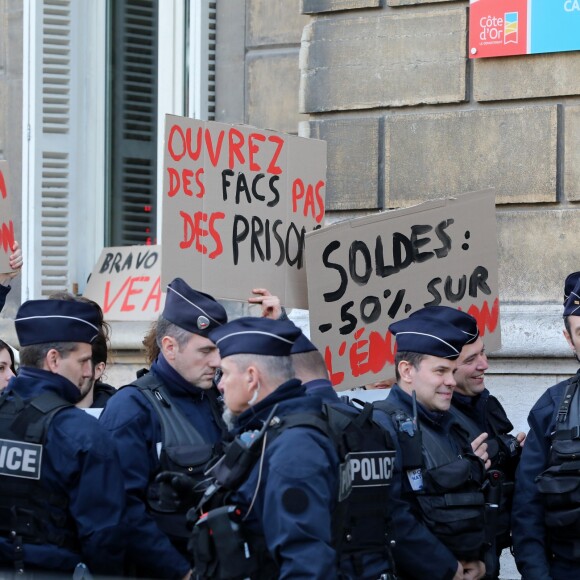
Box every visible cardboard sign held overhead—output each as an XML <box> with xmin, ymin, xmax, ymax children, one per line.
<box><xmin>0</xmin><ymin>161</ymin><xmax>15</xmax><ymax>274</ymax></box>
<box><xmin>305</xmin><ymin>190</ymin><xmax>501</xmax><ymax>391</ymax></box>
<box><xmin>161</xmin><ymin>115</ymin><xmax>326</xmax><ymax>309</ymax></box>
<box><xmin>83</xmin><ymin>245</ymin><xmax>164</xmax><ymax>321</ymax></box>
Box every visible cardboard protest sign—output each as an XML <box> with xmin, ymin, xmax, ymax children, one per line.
<box><xmin>83</xmin><ymin>245</ymin><xmax>164</xmax><ymax>321</ymax></box>
<box><xmin>161</xmin><ymin>115</ymin><xmax>326</xmax><ymax>309</ymax></box>
<box><xmin>0</xmin><ymin>161</ymin><xmax>15</xmax><ymax>273</ymax></box>
<box><xmin>305</xmin><ymin>190</ymin><xmax>501</xmax><ymax>391</ymax></box>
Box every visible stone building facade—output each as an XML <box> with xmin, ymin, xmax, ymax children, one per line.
<box><xmin>216</xmin><ymin>0</ymin><xmax>578</xmax><ymax>434</ymax></box>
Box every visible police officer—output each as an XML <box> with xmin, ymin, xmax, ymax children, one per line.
<box><xmin>512</xmin><ymin>273</ymin><xmax>580</xmax><ymax>578</ymax></box>
<box><xmin>99</xmin><ymin>277</ymin><xmax>228</xmax><ymax>579</ymax></box>
<box><xmin>290</xmin><ymin>330</ymin><xmax>396</xmax><ymax>579</ymax></box>
<box><xmin>0</xmin><ymin>299</ymin><xmax>126</xmax><ymax>575</ymax></box>
<box><xmin>191</xmin><ymin>316</ymin><xmax>341</xmax><ymax>578</ymax></box>
<box><xmin>372</xmin><ymin>307</ymin><xmax>490</xmax><ymax>580</ymax></box>
<box><xmin>290</xmin><ymin>330</ymin><xmax>342</xmax><ymax>403</ymax></box>
<box><xmin>47</xmin><ymin>292</ymin><xmax>116</xmax><ymax>412</ymax></box>
<box><xmin>413</xmin><ymin>306</ymin><xmax>524</xmax><ymax>577</ymax></box>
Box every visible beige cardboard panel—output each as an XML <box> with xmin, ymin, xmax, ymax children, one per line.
<box><xmin>201</xmin><ymin>121</ymin><xmax>290</xmax><ymax>303</ymax></box>
<box><xmin>0</xmin><ymin>161</ymin><xmax>14</xmax><ymax>273</ymax></box>
<box><xmin>83</xmin><ymin>245</ymin><xmax>164</xmax><ymax>321</ymax></box>
<box><xmin>162</xmin><ymin>116</ymin><xmax>206</xmax><ymax>290</ymax></box>
<box><xmin>283</xmin><ymin>133</ymin><xmax>327</xmax><ymax>308</ymax></box>
<box><xmin>305</xmin><ymin>190</ymin><xmax>501</xmax><ymax>391</ymax></box>
<box><xmin>161</xmin><ymin>115</ymin><xmax>326</xmax><ymax>309</ymax></box>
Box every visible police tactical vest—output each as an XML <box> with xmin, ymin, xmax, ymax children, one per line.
<box><xmin>132</xmin><ymin>371</ymin><xmax>223</xmax><ymax>541</ymax></box>
<box><xmin>374</xmin><ymin>399</ymin><xmax>488</xmax><ymax>562</ymax></box>
<box><xmin>449</xmin><ymin>397</ymin><xmax>519</xmax><ymax>550</ymax></box>
<box><xmin>536</xmin><ymin>372</ymin><xmax>580</xmax><ymax>553</ymax></box>
<box><xmin>188</xmin><ymin>400</ymin><xmax>397</xmax><ymax>580</ymax></box>
<box><xmin>0</xmin><ymin>390</ymin><xmax>79</xmax><ymax>560</ymax></box>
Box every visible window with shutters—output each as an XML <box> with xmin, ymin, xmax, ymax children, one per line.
<box><xmin>23</xmin><ymin>0</ymin><xmax>105</xmax><ymax>299</ymax></box>
<box><xmin>22</xmin><ymin>0</ymin><xmax>217</xmax><ymax>300</ymax></box>
<box><xmin>108</xmin><ymin>0</ymin><xmax>159</xmax><ymax>247</ymax></box>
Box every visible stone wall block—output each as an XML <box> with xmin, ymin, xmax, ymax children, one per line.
<box><xmin>497</xmin><ymin>209</ymin><xmax>580</xmax><ymax>303</ymax></box>
<box><xmin>248</xmin><ymin>0</ymin><xmax>309</xmax><ymax>47</ymax></box>
<box><xmin>302</xmin><ymin>0</ymin><xmax>380</xmax><ymax>14</ymax></box>
<box><xmin>308</xmin><ymin>117</ymin><xmax>380</xmax><ymax>210</ymax></box>
<box><xmin>474</xmin><ymin>53</ymin><xmax>580</xmax><ymax>102</ymax></box>
<box><xmin>299</xmin><ymin>9</ymin><xmax>467</xmax><ymax>113</ymax></box>
<box><xmin>247</xmin><ymin>52</ymin><xmax>307</xmax><ymax>134</ymax></box>
<box><xmin>564</xmin><ymin>105</ymin><xmax>580</xmax><ymax>202</ymax></box>
<box><xmin>384</xmin><ymin>106</ymin><xmax>558</xmax><ymax>207</ymax></box>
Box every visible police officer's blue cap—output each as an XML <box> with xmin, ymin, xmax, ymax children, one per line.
<box><xmin>564</xmin><ymin>278</ymin><xmax>580</xmax><ymax>317</ymax></box>
<box><xmin>411</xmin><ymin>306</ymin><xmax>479</xmax><ymax>345</ymax></box>
<box><xmin>564</xmin><ymin>272</ymin><xmax>580</xmax><ymax>303</ymax></box>
<box><xmin>389</xmin><ymin>309</ymin><xmax>470</xmax><ymax>359</ymax></box>
<box><xmin>209</xmin><ymin>317</ymin><xmax>301</xmax><ymax>358</ymax></box>
<box><xmin>291</xmin><ymin>331</ymin><xmax>318</xmax><ymax>355</ymax></box>
<box><xmin>15</xmin><ymin>299</ymin><xmax>101</xmax><ymax>346</ymax></box>
<box><xmin>163</xmin><ymin>278</ymin><xmax>227</xmax><ymax>336</ymax></box>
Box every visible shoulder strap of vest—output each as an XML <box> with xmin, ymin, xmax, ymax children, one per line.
<box><xmin>7</xmin><ymin>391</ymin><xmax>73</xmax><ymax>443</ymax></box>
<box><xmin>132</xmin><ymin>372</ymin><xmax>208</xmax><ymax>447</ymax></box>
<box><xmin>372</xmin><ymin>399</ymin><xmax>424</xmax><ymax>470</ymax></box>
<box><xmin>274</xmin><ymin>411</ymin><xmax>330</xmax><ymax>435</ymax></box>
<box><xmin>557</xmin><ymin>375</ymin><xmax>580</xmax><ymax>425</ymax></box>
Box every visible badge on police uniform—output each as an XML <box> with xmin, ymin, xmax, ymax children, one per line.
<box><xmin>197</xmin><ymin>316</ymin><xmax>210</xmax><ymax>330</ymax></box>
<box><xmin>0</xmin><ymin>438</ymin><xmax>43</xmax><ymax>480</ymax></box>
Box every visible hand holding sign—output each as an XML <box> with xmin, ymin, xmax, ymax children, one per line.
<box><xmin>0</xmin><ymin>161</ymin><xmax>16</xmax><ymax>274</ymax></box>
<box><xmin>0</xmin><ymin>241</ymin><xmax>23</xmax><ymax>285</ymax></box>
<box><xmin>248</xmin><ymin>288</ymin><xmax>283</xmax><ymax>319</ymax></box>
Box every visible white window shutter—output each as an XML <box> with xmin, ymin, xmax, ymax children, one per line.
<box><xmin>23</xmin><ymin>0</ymin><xmax>105</xmax><ymax>299</ymax></box>
<box><xmin>187</xmin><ymin>0</ymin><xmax>217</xmax><ymax>121</ymax></box>
<box><xmin>156</xmin><ymin>0</ymin><xmax>217</xmax><ymax>239</ymax></box>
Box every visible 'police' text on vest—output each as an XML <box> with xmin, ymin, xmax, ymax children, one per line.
<box><xmin>0</xmin><ymin>438</ymin><xmax>42</xmax><ymax>479</ymax></box>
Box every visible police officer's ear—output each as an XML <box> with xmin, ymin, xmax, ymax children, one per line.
<box><xmin>160</xmin><ymin>335</ymin><xmax>179</xmax><ymax>360</ymax></box>
<box><xmin>246</xmin><ymin>365</ymin><xmax>260</xmax><ymax>390</ymax></box>
<box><xmin>45</xmin><ymin>348</ymin><xmax>62</xmax><ymax>373</ymax></box>
<box><xmin>397</xmin><ymin>360</ymin><xmax>415</xmax><ymax>385</ymax></box>
<box><xmin>563</xmin><ymin>328</ymin><xmax>575</xmax><ymax>352</ymax></box>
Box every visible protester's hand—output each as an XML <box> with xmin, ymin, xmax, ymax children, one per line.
<box><xmin>248</xmin><ymin>288</ymin><xmax>282</xmax><ymax>319</ymax></box>
<box><xmin>0</xmin><ymin>241</ymin><xmax>23</xmax><ymax>285</ymax></box>
<box><xmin>516</xmin><ymin>431</ymin><xmax>527</xmax><ymax>448</ymax></box>
<box><xmin>471</xmin><ymin>432</ymin><xmax>491</xmax><ymax>469</ymax></box>
<box><xmin>452</xmin><ymin>561</ymin><xmax>464</xmax><ymax>580</ymax></box>
<box><xmin>460</xmin><ymin>560</ymin><xmax>485</xmax><ymax>580</ymax></box>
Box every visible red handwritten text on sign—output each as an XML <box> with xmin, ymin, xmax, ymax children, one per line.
<box><xmin>324</xmin><ymin>297</ymin><xmax>500</xmax><ymax>388</ymax></box>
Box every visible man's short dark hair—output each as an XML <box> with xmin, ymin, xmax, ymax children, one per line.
<box><xmin>292</xmin><ymin>350</ymin><xmax>329</xmax><ymax>382</ymax></box>
<box><xmin>20</xmin><ymin>342</ymin><xmax>80</xmax><ymax>368</ymax></box>
<box><xmin>394</xmin><ymin>351</ymin><xmax>427</xmax><ymax>381</ymax></box>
